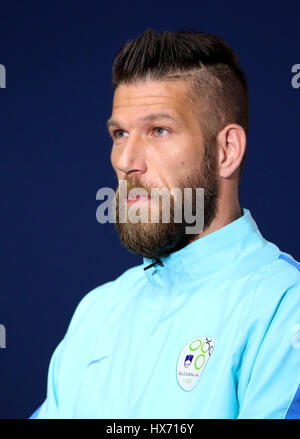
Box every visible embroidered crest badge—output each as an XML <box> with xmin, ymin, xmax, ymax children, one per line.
<box><xmin>177</xmin><ymin>337</ymin><xmax>215</xmax><ymax>391</ymax></box>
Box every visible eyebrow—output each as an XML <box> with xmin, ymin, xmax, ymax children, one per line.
<box><xmin>106</xmin><ymin>112</ymin><xmax>177</xmax><ymax>131</ymax></box>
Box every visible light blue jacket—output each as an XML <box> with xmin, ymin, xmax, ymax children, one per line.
<box><xmin>30</xmin><ymin>208</ymin><xmax>300</xmax><ymax>419</ymax></box>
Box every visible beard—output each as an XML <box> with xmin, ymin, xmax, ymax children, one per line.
<box><xmin>113</xmin><ymin>143</ymin><xmax>220</xmax><ymax>259</ymax></box>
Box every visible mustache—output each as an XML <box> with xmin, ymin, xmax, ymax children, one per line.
<box><xmin>116</xmin><ymin>177</ymin><xmax>157</xmax><ymax>198</ymax></box>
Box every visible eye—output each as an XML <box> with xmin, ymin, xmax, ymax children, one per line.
<box><xmin>112</xmin><ymin>130</ymin><xmax>129</xmax><ymax>139</ymax></box>
<box><xmin>154</xmin><ymin>127</ymin><xmax>169</xmax><ymax>137</ymax></box>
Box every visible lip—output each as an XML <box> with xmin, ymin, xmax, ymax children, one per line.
<box><xmin>126</xmin><ymin>195</ymin><xmax>151</xmax><ymax>205</ymax></box>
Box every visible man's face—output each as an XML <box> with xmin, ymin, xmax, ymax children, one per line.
<box><xmin>108</xmin><ymin>79</ymin><xmax>219</xmax><ymax>259</ymax></box>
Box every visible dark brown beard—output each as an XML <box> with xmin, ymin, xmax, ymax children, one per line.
<box><xmin>114</xmin><ymin>143</ymin><xmax>219</xmax><ymax>259</ymax></box>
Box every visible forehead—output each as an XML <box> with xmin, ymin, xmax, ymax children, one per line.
<box><xmin>110</xmin><ymin>80</ymin><xmax>194</xmax><ymax>121</ymax></box>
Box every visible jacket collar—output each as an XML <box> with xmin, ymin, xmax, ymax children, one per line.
<box><xmin>142</xmin><ymin>208</ymin><xmax>274</xmax><ymax>289</ymax></box>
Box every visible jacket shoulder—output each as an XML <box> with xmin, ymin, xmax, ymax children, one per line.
<box><xmin>245</xmin><ymin>250</ymin><xmax>300</xmax><ymax>327</ymax></box>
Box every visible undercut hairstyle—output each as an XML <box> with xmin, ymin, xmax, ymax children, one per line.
<box><xmin>112</xmin><ymin>28</ymin><xmax>249</xmax><ymax>181</ymax></box>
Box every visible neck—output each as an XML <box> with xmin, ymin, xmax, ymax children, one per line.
<box><xmin>188</xmin><ymin>197</ymin><xmax>242</xmax><ymax>245</ymax></box>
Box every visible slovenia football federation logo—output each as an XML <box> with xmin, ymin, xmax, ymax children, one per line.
<box><xmin>184</xmin><ymin>354</ymin><xmax>194</xmax><ymax>368</ymax></box>
<box><xmin>177</xmin><ymin>337</ymin><xmax>215</xmax><ymax>391</ymax></box>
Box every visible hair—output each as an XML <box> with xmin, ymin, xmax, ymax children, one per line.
<box><xmin>112</xmin><ymin>28</ymin><xmax>249</xmax><ymax>182</ymax></box>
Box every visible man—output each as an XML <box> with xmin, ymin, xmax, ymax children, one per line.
<box><xmin>30</xmin><ymin>28</ymin><xmax>300</xmax><ymax>419</ymax></box>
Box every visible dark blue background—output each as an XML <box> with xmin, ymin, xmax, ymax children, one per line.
<box><xmin>0</xmin><ymin>0</ymin><xmax>299</xmax><ymax>419</ymax></box>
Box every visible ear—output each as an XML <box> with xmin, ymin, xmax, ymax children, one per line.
<box><xmin>217</xmin><ymin>124</ymin><xmax>246</xmax><ymax>179</ymax></box>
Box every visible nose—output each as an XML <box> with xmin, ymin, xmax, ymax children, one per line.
<box><xmin>113</xmin><ymin>131</ymin><xmax>147</xmax><ymax>178</ymax></box>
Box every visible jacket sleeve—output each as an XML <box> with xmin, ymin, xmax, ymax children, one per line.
<box><xmin>29</xmin><ymin>279</ymin><xmax>116</xmax><ymax>419</ymax></box>
<box><xmin>29</xmin><ymin>339</ymin><xmax>66</xmax><ymax>419</ymax></box>
<box><xmin>238</xmin><ymin>282</ymin><xmax>300</xmax><ymax>419</ymax></box>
